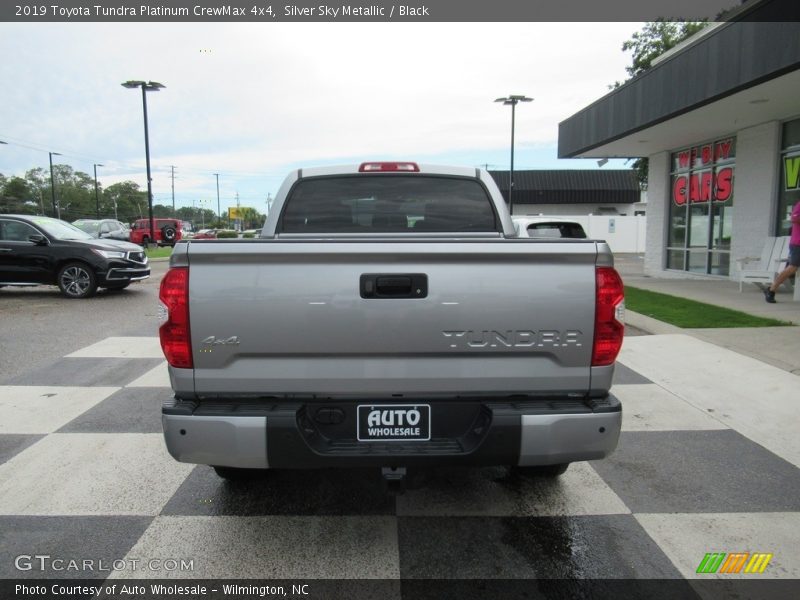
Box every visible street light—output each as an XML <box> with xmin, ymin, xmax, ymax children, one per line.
<box><xmin>495</xmin><ymin>95</ymin><xmax>533</xmax><ymax>215</ymax></box>
<box><xmin>122</xmin><ymin>80</ymin><xmax>165</xmax><ymax>246</ymax></box>
<box><xmin>49</xmin><ymin>151</ymin><xmax>62</xmax><ymax>219</ymax></box>
<box><xmin>93</xmin><ymin>163</ymin><xmax>104</xmax><ymax>219</ymax></box>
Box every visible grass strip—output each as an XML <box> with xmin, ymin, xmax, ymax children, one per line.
<box><xmin>144</xmin><ymin>246</ymin><xmax>173</xmax><ymax>259</ymax></box>
<box><xmin>624</xmin><ymin>286</ymin><xmax>790</xmax><ymax>328</ymax></box>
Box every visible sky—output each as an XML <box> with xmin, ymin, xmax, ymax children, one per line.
<box><xmin>0</xmin><ymin>22</ymin><xmax>642</xmax><ymax>216</ymax></box>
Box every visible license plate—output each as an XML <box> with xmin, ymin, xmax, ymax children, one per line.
<box><xmin>357</xmin><ymin>404</ymin><xmax>431</xmax><ymax>441</ymax></box>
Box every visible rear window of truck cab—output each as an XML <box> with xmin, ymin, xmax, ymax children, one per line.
<box><xmin>280</xmin><ymin>175</ymin><xmax>498</xmax><ymax>233</ymax></box>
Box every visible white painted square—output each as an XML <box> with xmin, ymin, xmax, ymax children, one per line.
<box><xmin>397</xmin><ymin>462</ymin><xmax>630</xmax><ymax>517</ymax></box>
<box><xmin>126</xmin><ymin>362</ymin><xmax>169</xmax><ymax>388</ymax></box>
<box><xmin>0</xmin><ymin>386</ymin><xmax>117</xmax><ymax>434</ymax></box>
<box><xmin>67</xmin><ymin>337</ymin><xmax>162</xmax><ymax>359</ymax></box>
<box><xmin>620</xmin><ymin>335</ymin><xmax>800</xmax><ymax>468</ymax></box>
<box><xmin>0</xmin><ymin>433</ymin><xmax>194</xmax><ymax>516</ymax></box>
<box><xmin>613</xmin><ymin>384</ymin><xmax>729</xmax><ymax>432</ymax></box>
<box><xmin>636</xmin><ymin>513</ymin><xmax>800</xmax><ymax>579</ymax></box>
<box><xmin>109</xmin><ymin>515</ymin><xmax>400</xmax><ymax>579</ymax></box>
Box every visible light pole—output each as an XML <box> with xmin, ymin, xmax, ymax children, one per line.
<box><xmin>494</xmin><ymin>95</ymin><xmax>533</xmax><ymax>215</ymax></box>
<box><xmin>122</xmin><ymin>80</ymin><xmax>165</xmax><ymax>246</ymax></box>
<box><xmin>170</xmin><ymin>165</ymin><xmax>176</xmax><ymax>215</ymax></box>
<box><xmin>93</xmin><ymin>163</ymin><xmax>104</xmax><ymax>219</ymax></box>
<box><xmin>0</xmin><ymin>140</ymin><xmax>5</xmax><ymax>213</ymax></box>
<box><xmin>214</xmin><ymin>173</ymin><xmax>221</xmax><ymax>226</ymax></box>
<box><xmin>49</xmin><ymin>151</ymin><xmax>62</xmax><ymax>219</ymax></box>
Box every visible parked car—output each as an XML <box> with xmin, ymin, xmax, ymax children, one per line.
<box><xmin>181</xmin><ymin>221</ymin><xmax>195</xmax><ymax>239</ymax></box>
<box><xmin>72</xmin><ymin>219</ymin><xmax>130</xmax><ymax>242</ymax></box>
<box><xmin>193</xmin><ymin>229</ymin><xmax>238</xmax><ymax>239</ymax></box>
<box><xmin>129</xmin><ymin>218</ymin><xmax>183</xmax><ymax>247</ymax></box>
<box><xmin>513</xmin><ymin>217</ymin><xmax>588</xmax><ymax>239</ymax></box>
<box><xmin>0</xmin><ymin>214</ymin><xmax>150</xmax><ymax>298</ymax></box>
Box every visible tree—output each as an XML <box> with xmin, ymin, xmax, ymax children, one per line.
<box><xmin>614</xmin><ymin>20</ymin><xmax>710</xmax><ymax>188</ymax></box>
<box><xmin>0</xmin><ymin>176</ymin><xmax>37</xmax><ymax>214</ymax></box>
<box><xmin>237</xmin><ymin>207</ymin><xmax>265</xmax><ymax>229</ymax></box>
<box><xmin>621</xmin><ymin>20</ymin><xmax>709</xmax><ymax>80</ymax></box>
<box><xmin>103</xmin><ymin>181</ymin><xmax>148</xmax><ymax>224</ymax></box>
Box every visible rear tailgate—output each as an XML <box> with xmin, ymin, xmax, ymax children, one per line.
<box><xmin>184</xmin><ymin>239</ymin><xmax>598</xmax><ymax>397</ymax></box>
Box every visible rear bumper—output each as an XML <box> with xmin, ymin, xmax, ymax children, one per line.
<box><xmin>162</xmin><ymin>395</ymin><xmax>621</xmax><ymax>470</ymax></box>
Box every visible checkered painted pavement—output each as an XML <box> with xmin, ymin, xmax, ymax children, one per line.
<box><xmin>1</xmin><ymin>335</ymin><xmax>799</xmax><ymax>592</ymax></box>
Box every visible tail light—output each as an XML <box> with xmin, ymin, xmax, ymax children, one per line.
<box><xmin>359</xmin><ymin>162</ymin><xmax>419</xmax><ymax>172</ymax></box>
<box><xmin>592</xmin><ymin>267</ymin><xmax>625</xmax><ymax>366</ymax></box>
<box><xmin>158</xmin><ymin>267</ymin><xmax>193</xmax><ymax>368</ymax></box>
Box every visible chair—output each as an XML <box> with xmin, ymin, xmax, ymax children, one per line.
<box><xmin>735</xmin><ymin>236</ymin><xmax>791</xmax><ymax>292</ymax></box>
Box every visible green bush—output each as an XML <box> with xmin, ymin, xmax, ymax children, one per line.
<box><xmin>216</xmin><ymin>230</ymin><xmax>238</xmax><ymax>238</ymax></box>
<box><xmin>242</xmin><ymin>232</ymin><xmax>255</xmax><ymax>238</ymax></box>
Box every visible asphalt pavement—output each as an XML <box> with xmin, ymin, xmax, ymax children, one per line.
<box><xmin>0</xmin><ymin>261</ymin><xmax>168</xmax><ymax>381</ymax></box>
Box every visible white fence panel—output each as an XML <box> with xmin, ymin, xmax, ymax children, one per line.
<box><xmin>584</xmin><ymin>215</ymin><xmax>646</xmax><ymax>253</ymax></box>
<box><xmin>514</xmin><ymin>214</ymin><xmax>647</xmax><ymax>252</ymax></box>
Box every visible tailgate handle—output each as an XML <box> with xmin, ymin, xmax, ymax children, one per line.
<box><xmin>361</xmin><ymin>274</ymin><xmax>428</xmax><ymax>299</ymax></box>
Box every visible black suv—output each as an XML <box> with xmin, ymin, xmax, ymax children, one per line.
<box><xmin>0</xmin><ymin>214</ymin><xmax>150</xmax><ymax>298</ymax></box>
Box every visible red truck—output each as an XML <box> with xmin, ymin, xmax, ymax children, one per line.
<box><xmin>129</xmin><ymin>218</ymin><xmax>183</xmax><ymax>247</ymax></box>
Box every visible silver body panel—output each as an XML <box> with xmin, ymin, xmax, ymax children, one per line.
<box><xmin>518</xmin><ymin>412</ymin><xmax>621</xmax><ymax>466</ymax></box>
<box><xmin>162</xmin><ymin>415</ymin><xmax>268</xmax><ymax>469</ymax></box>
<box><xmin>179</xmin><ymin>239</ymin><xmax>606</xmax><ymax>397</ymax></box>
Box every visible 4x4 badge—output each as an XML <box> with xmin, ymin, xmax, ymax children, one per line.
<box><xmin>200</xmin><ymin>336</ymin><xmax>240</xmax><ymax>353</ymax></box>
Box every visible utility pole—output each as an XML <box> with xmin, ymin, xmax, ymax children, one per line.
<box><xmin>93</xmin><ymin>163</ymin><xmax>104</xmax><ymax>219</ymax></box>
<box><xmin>170</xmin><ymin>165</ymin><xmax>176</xmax><ymax>215</ymax></box>
<box><xmin>235</xmin><ymin>191</ymin><xmax>240</xmax><ymax>231</ymax></box>
<box><xmin>214</xmin><ymin>173</ymin><xmax>220</xmax><ymax>226</ymax></box>
<box><xmin>49</xmin><ymin>151</ymin><xmax>62</xmax><ymax>218</ymax></box>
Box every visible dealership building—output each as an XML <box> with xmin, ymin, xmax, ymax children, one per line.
<box><xmin>558</xmin><ymin>0</ymin><xmax>800</xmax><ymax>279</ymax></box>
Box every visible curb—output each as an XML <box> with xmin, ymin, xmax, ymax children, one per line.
<box><xmin>625</xmin><ymin>310</ymin><xmax>682</xmax><ymax>335</ymax></box>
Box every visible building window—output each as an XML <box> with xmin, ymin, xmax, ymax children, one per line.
<box><xmin>778</xmin><ymin>118</ymin><xmax>800</xmax><ymax>236</ymax></box>
<box><xmin>667</xmin><ymin>137</ymin><xmax>736</xmax><ymax>275</ymax></box>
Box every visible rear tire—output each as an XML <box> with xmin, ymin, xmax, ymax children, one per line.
<box><xmin>512</xmin><ymin>463</ymin><xmax>570</xmax><ymax>478</ymax></box>
<box><xmin>57</xmin><ymin>262</ymin><xmax>97</xmax><ymax>299</ymax></box>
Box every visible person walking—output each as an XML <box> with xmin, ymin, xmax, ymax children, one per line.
<box><xmin>764</xmin><ymin>199</ymin><xmax>800</xmax><ymax>303</ymax></box>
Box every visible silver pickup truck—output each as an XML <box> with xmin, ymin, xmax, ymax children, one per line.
<box><xmin>158</xmin><ymin>162</ymin><xmax>624</xmax><ymax>489</ymax></box>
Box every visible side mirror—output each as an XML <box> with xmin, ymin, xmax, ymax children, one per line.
<box><xmin>28</xmin><ymin>234</ymin><xmax>48</xmax><ymax>245</ymax></box>
<box><xmin>99</xmin><ymin>232</ymin><xmax>111</xmax><ymax>238</ymax></box>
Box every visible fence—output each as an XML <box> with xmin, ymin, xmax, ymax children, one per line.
<box><xmin>520</xmin><ymin>215</ymin><xmax>646</xmax><ymax>253</ymax></box>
